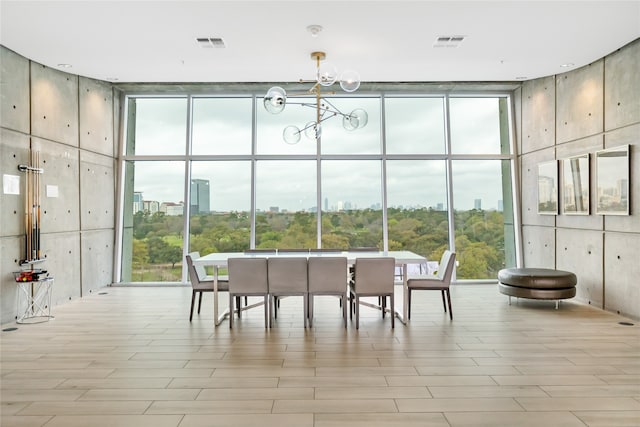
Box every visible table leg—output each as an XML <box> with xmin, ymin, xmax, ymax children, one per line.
<box><xmin>394</xmin><ymin>263</ymin><xmax>408</xmax><ymax>325</ymax></box>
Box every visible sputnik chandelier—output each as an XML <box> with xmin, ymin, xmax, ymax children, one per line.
<box><xmin>263</xmin><ymin>51</ymin><xmax>368</xmax><ymax>144</ymax></box>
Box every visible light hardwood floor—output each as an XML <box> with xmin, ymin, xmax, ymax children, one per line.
<box><xmin>1</xmin><ymin>285</ymin><xmax>639</xmax><ymax>427</ymax></box>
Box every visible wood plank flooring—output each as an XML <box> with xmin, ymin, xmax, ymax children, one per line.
<box><xmin>1</xmin><ymin>285</ymin><xmax>639</xmax><ymax>427</ymax></box>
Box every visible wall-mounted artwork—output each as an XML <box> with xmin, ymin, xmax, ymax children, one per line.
<box><xmin>538</xmin><ymin>160</ymin><xmax>558</xmax><ymax>215</ymax></box>
<box><xmin>562</xmin><ymin>154</ymin><xmax>590</xmax><ymax>215</ymax></box>
<box><xmin>596</xmin><ymin>144</ymin><xmax>630</xmax><ymax>215</ymax></box>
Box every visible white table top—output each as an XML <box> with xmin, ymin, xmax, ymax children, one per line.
<box><xmin>194</xmin><ymin>250</ymin><xmax>426</xmax><ymax>266</ymax></box>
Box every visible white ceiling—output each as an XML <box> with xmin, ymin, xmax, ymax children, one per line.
<box><xmin>1</xmin><ymin>1</ymin><xmax>639</xmax><ymax>84</ymax></box>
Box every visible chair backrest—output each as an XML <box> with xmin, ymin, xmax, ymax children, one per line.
<box><xmin>186</xmin><ymin>252</ymin><xmax>213</xmax><ymax>291</ymax></box>
<box><xmin>436</xmin><ymin>250</ymin><xmax>456</xmax><ymax>283</ymax></box>
<box><xmin>354</xmin><ymin>257</ymin><xmax>395</xmax><ymax>293</ymax></box>
<box><xmin>308</xmin><ymin>257</ymin><xmax>348</xmax><ymax>293</ymax></box>
<box><xmin>309</xmin><ymin>248</ymin><xmax>342</xmax><ymax>253</ymax></box>
<box><xmin>228</xmin><ymin>257</ymin><xmax>269</xmax><ymax>293</ymax></box>
<box><xmin>267</xmin><ymin>257</ymin><xmax>308</xmax><ymax>293</ymax></box>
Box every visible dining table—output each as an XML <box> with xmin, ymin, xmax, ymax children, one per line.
<box><xmin>193</xmin><ymin>250</ymin><xmax>427</xmax><ymax>326</ymax></box>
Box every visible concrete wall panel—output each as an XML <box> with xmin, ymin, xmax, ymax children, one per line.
<box><xmin>80</xmin><ymin>151</ymin><xmax>115</xmax><ymax>230</ymax></box>
<box><xmin>520</xmin><ymin>76</ymin><xmax>555</xmax><ymax>154</ymax></box>
<box><xmin>81</xmin><ymin>229</ymin><xmax>114</xmax><ymax>294</ymax></box>
<box><xmin>556</xmin><ymin>61</ymin><xmax>604</xmax><ymax>144</ymax></box>
<box><xmin>1</xmin><ymin>47</ymin><xmax>30</xmax><ymax>133</ymax></box>
<box><xmin>556</xmin><ymin>135</ymin><xmax>603</xmax><ymax>230</ymax></box>
<box><xmin>30</xmin><ymin>63</ymin><xmax>79</xmax><ymax>147</ymax></box>
<box><xmin>556</xmin><ymin>228</ymin><xmax>603</xmax><ymax>308</ymax></box>
<box><xmin>41</xmin><ymin>231</ymin><xmax>81</xmax><ymax>306</ymax></box>
<box><xmin>0</xmin><ymin>236</ymin><xmax>24</xmax><ymax>324</ymax></box>
<box><xmin>604</xmin><ymin>39</ymin><xmax>640</xmax><ymax>131</ymax></box>
<box><xmin>31</xmin><ymin>138</ymin><xmax>80</xmax><ymax>233</ymax></box>
<box><xmin>0</xmin><ymin>130</ymin><xmax>29</xmax><ymax>237</ymax></box>
<box><xmin>520</xmin><ymin>148</ymin><xmax>556</xmax><ymax>226</ymax></box>
<box><xmin>521</xmin><ymin>225</ymin><xmax>555</xmax><ymax>268</ymax></box>
<box><xmin>603</xmin><ymin>126</ymin><xmax>639</xmax><ymax>233</ymax></box>
<box><xmin>80</xmin><ymin>77</ymin><xmax>114</xmax><ymax>156</ymax></box>
<box><xmin>604</xmin><ymin>232</ymin><xmax>639</xmax><ymax>319</ymax></box>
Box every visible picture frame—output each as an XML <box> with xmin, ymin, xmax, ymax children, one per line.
<box><xmin>561</xmin><ymin>154</ymin><xmax>590</xmax><ymax>215</ymax></box>
<box><xmin>596</xmin><ymin>144</ymin><xmax>630</xmax><ymax>215</ymax></box>
<box><xmin>537</xmin><ymin>160</ymin><xmax>558</xmax><ymax>215</ymax></box>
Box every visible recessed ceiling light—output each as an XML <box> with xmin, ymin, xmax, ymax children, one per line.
<box><xmin>560</xmin><ymin>63</ymin><xmax>574</xmax><ymax>68</ymax></box>
<box><xmin>57</xmin><ymin>63</ymin><xmax>72</xmax><ymax>68</ymax></box>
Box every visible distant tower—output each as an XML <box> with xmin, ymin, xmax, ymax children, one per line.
<box><xmin>190</xmin><ymin>179</ymin><xmax>210</xmax><ymax>214</ymax></box>
<box><xmin>474</xmin><ymin>199</ymin><xmax>482</xmax><ymax>210</ymax></box>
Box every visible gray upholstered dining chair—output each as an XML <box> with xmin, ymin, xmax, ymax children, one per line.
<box><xmin>267</xmin><ymin>257</ymin><xmax>309</xmax><ymax>327</ymax></box>
<box><xmin>227</xmin><ymin>257</ymin><xmax>270</xmax><ymax>328</ymax></box>
<box><xmin>407</xmin><ymin>250</ymin><xmax>456</xmax><ymax>320</ymax></box>
<box><xmin>349</xmin><ymin>257</ymin><xmax>396</xmax><ymax>329</ymax></box>
<box><xmin>307</xmin><ymin>256</ymin><xmax>348</xmax><ymax>328</ymax></box>
<box><xmin>185</xmin><ymin>251</ymin><xmax>229</xmax><ymax>322</ymax></box>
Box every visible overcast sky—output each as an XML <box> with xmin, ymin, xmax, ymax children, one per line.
<box><xmin>130</xmin><ymin>96</ymin><xmax>508</xmax><ymax>212</ymax></box>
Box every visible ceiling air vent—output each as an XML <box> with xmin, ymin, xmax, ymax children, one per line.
<box><xmin>196</xmin><ymin>37</ymin><xmax>226</xmax><ymax>48</ymax></box>
<box><xmin>433</xmin><ymin>35</ymin><xmax>466</xmax><ymax>48</ymax></box>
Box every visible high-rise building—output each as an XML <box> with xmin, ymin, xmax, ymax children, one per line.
<box><xmin>474</xmin><ymin>199</ymin><xmax>482</xmax><ymax>210</ymax></box>
<box><xmin>133</xmin><ymin>192</ymin><xmax>143</xmax><ymax>214</ymax></box>
<box><xmin>190</xmin><ymin>179</ymin><xmax>210</xmax><ymax>215</ymax></box>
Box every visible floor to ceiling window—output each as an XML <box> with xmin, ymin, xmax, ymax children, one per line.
<box><xmin>117</xmin><ymin>90</ymin><xmax>518</xmax><ymax>284</ymax></box>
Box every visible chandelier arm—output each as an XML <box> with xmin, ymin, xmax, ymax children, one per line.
<box><xmin>321</xmin><ymin>98</ymin><xmax>347</xmax><ymax>117</ymax></box>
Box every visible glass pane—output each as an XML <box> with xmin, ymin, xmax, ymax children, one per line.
<box><xmin>255</xmin><ymin>160</ymin><xmax>317</xmax><ymax>249</ymax></box>
<box><xmin>126</xmin><ymin>98</ymin><xmax>187</xmax><ymax>155</ymax></box>
<box><xmin>256</xmin><ymin>96</ymin><xmax>317</xmax><ymax>155</ymax></box>
<box><xmin>321</xmin><ymin>160</ymin><xmax>382</xmax><ymax>249</ymax></box>
<box><xmin>385</xmin><ymin>97</ymin><xmax>445</xmax><ymax>154</ymax></box>
<box><xmin>192</xmin><ymin>98</ymin><xmax>252</xmax><ymax>155</ymax></box>
<box><xmin>386</xmin><ymin>160</ymin><xmax>449</xmax><ymax>261</ymax></box>
<box><xmin>189</xmin><ymin>161</ymin><xmax>251</xmax><ymax>254</ymax></box>
<box><xmin>449</xmin><ymin>97</ymin><xmax>503</xmax><ymax>154</ymax></box>
<box><xmin>451</xmin><ymin>160</ymin><xmax>514</xmax><ymax>280</ymax></box>
<box><xmin>321</xmin><ymin>97</ymin><xmax>381</xmax><ymax>154</ymax></box>
<box><xmin>120</xmin><ymin>161</ymin><xmax>185</xmax><ymax>283</ymax></box>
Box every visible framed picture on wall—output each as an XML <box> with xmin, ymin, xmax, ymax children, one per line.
<box><xmin>562</xmin><ymin>154</ymin><xmax>590</xmax><ymax>215</ymax></box>
<box><xmin>538</xmin><ymin>160</ymin><xmax>558</xmax><ymax>215</ymax></box>
<box><xmin>596</xmin><ymin>144</ymin><xmax>630</xmax><ymax>215</ymax></box>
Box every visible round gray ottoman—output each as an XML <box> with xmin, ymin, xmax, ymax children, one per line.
<box><xmin>498</xmin><ymin>268</ymin><xmax>577</xmax><ymax>307</ymax></box>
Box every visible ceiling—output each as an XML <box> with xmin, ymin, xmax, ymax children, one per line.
<box><xmin>1</xmin><ymin>1</ymin><xmax>638</xmax><ymax>84</ymax></box>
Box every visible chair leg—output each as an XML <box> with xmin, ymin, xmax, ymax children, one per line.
<box><xmin>189</xmin><ymin>290</ymin><xmax>196</xmax><ymax>322</ymax></box>
<box><xmin>355</xmin><ymin>295</ymin><xmax>360</xmax><ymax>330</ymax></box>
<box><xmin>264</xmin><ymin>295</ymin><xmax>270</xmax><ymax>328</ymax></box>
<box><xmin>349</xmin><ymin>292</ymin><xmax>353</xmax><ymax>320</ymax></box>
<box><xmin>446</xmin><ymin>289</ymin><xmax>453</xmax><ymax>320</ymax></box>
<box><xmin>342</xmin><ymin>295</ymin><xmax>347</xmax><ymax>328</ymax></box>
<box><xmin>308</xmin><ymin>295</ymin><xmax>314</xmax><ymax>328</ymax></box>
<box><xmin>408</xmin><ymin>289</ymin><xmax>412</xmax><ymax>319</ymax></box>
<box><xmin>235</xmin><ymin>297</ymin><xmax>241</xmax><ymax>315</ymax></box>
<box><xmin>390</xmin><ymin>294</ymin><xmax>395</xmax><ymax>328</ymax></box>
<box><xmin>303</xmin><ymin>294</ymin><xmax>309</xmax><ymax>328</ymax></box>
<box><xmin>197</xmin><ymin>291</ymin><xmax>203</xmax><ymax>314</ymax></box>
<box><xmin>273</xmin><ymin>296</ymin><xmax>278</xmax><ymax>319</ymax></box>
<box><xmin>229</xmin><ymin>294</ymin><xmax>234</xmax><ymax>329</ymax></box>
<box><xmin>381</xmin><ymin>296</ymin><xmax>386</xmax><ymax>318</ymax></box>
<box><xmin>441</xmin><ymin>290</ymin><xmax>447</xmax><ymax>313</ymax></box>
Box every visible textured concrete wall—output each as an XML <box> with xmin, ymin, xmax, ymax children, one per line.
<box><xmin>0</xmin><ymin>46</ymin><xmax>117</xmax><ymax>324</ymax></box>
<box><xmin>518</xmin><ymin>39</ymin><xmax>640</xmax><ymax>319</ymax></box>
